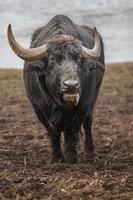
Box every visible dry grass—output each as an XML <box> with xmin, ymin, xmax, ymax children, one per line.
<box><xmin>101</xmin><ymin>62</ymin><xmax>133</xmax><ymax>96</ymax></box>
<box><xmin>0</xmin><ymin>62</ymin><xmax>132</xmax><ymax>99</ymax></box>
<box><xmin>0</xmin><ymin>69</ymin><xmax>24</xmax><ymax>99</ymax></box>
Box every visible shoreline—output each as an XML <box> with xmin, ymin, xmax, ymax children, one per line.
<box><xmin>0</xmin><ymin>61</ymin><xmax>132</xmax><ymax>99</ymax></box>
<box><xmin>0</xmin><ymin>61</ymin><xmax>133</xmax><ymax>71</ymax></box>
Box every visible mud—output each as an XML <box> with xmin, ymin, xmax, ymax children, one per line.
<box><xmin>0</xmin><ymin>65</ymin><xmax>133</xmax><ymax>200</ymax></box>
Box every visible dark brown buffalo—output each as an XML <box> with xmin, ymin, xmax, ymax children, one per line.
<box><xmin>7</xmin><ymin>15</ymin><xmax>105</xmax><ymax>164</ymax></box>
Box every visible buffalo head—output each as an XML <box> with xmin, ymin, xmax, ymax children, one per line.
<box><xmin>7</xmin><ymin>25</ymin><xmax>101</xmax><ymax>106</ymax></box>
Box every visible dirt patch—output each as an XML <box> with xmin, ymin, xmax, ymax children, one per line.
<box><xmin>0</xmin><ymin>63</ymin><xmax>133</xmax><ymax>200</ymax></box>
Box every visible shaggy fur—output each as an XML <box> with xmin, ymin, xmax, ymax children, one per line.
<box><xmin>24</xmin><ymin>15</ymin><xmax>105</xmax><ymax>163</ymax></box>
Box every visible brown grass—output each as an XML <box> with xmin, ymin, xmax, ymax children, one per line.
<box><xmin>0</xmin><ymin>62</ymin><xmax>132</xmax><ymax>98</ymax></box>
<box><xmin>101</xmin><ymin>62</ymin><xmax>133</xmax><ymax>96</ymax></box>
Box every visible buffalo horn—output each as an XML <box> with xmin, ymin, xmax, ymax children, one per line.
<box><xmin>7</xmin><ymin>24</ymin><xmax>48</xmax><ymax>61</ymax></box>
<box><xmin>81</xmin><ymin>27</ymin><xmax>101</xmax><ymax>60</ymax></box>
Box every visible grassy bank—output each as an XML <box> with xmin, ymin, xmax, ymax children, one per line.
<box><xmin>101</xmin><ymin>62</ymin><xmax>133</xmax><ymax>96</ymax></box>
<box><xmin>0</xmin><ymin>62</ymin><xmax>132</xmax><ymax>99</ymax></box>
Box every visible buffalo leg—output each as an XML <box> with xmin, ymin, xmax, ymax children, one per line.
<box><xmin>50</xmin><ymin>132</ymin><xmax>63</xmax><ymax>163</ymax></box>
<box><xmin>64</xmin><ymin>131</ymin><xmax>79</xmax><ymax>164</ymax></box>
<box><xmin>83</xmin><ymin>115</ymin><xmax>94</xmax><ymax>161</ymax></box>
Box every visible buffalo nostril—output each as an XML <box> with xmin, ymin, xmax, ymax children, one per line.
<box><xmin>63</xmin><ymin>80</ymin><xmax>79</xmax><ymax>88</ymax></box>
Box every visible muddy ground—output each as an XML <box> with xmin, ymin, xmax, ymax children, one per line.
<box><xmin>0</xmin><ymin>63</ymin><xmax>133</xmax><ymax>200</ymax></box>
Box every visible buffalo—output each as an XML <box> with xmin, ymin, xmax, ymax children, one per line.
<box><xmin>7</xmin><ymin>15</ymin><xmax>105</xmax><ymax>164</ymax></box>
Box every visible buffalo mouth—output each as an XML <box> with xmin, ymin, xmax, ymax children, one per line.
<box><xmin>63</xmin><ymin>92</ymin><xmax>80</xmax><ymax>105</ymax></box>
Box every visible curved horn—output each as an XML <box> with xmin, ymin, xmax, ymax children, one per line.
<box><xmin>81</xmin><ymin>27</ymin><xmax>101</xmax><ymax>61</ymax></box>
<box><xmin>7</xmin><ymin>24</ymin><xmax>48</xmax><ymax>61</ymax></box>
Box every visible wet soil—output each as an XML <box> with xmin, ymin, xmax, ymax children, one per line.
<box><xmin>0</xmin><ymin>63</ymin><xmax>133</xmax><ymax>200</ymax></box>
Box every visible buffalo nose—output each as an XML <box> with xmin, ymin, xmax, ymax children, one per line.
<box><xmin>63</xmin><ymin>79</ymin><xmax>79</xmax><ymax>90</ymax></box>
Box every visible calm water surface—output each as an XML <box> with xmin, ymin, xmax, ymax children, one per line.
<box><xmin>0</xmin><ymin>0</ymin><xmax>133</xmax><ymax>68</ymax></box>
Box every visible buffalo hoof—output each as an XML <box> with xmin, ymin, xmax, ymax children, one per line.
<box><xmin>64</xmin><ymin>150</ymin><xmax>77</xmax><ymax>164</ymax></box>
<box><xmin>50</xmin><ymin>154</ymin><xmax>64</xmax><ymax>164</ymax></box>
<box><xmin>84</xmin><ymin>151</ymin><xmax>94</xmax><ymax>162</ymax></box>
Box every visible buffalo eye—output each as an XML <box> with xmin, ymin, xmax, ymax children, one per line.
<box><xmin>26</xmin><ymin>65</ymin><xmax>43</xmax><ymax>74</ymax></box>
<box><xmin>78</xmin><ymin>58</ymin><xmax>81</xmax><ymax>64</ymax></box>
<box><xmin>77</xmin><ymin>58</ymin><xmax>83</xmax><ymax>67</ymax></box>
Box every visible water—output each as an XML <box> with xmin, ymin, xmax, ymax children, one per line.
<box><xmin>0</xmin><ymin>0</ymin><xmax>133</xmax><ymax>68</ymax></box>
